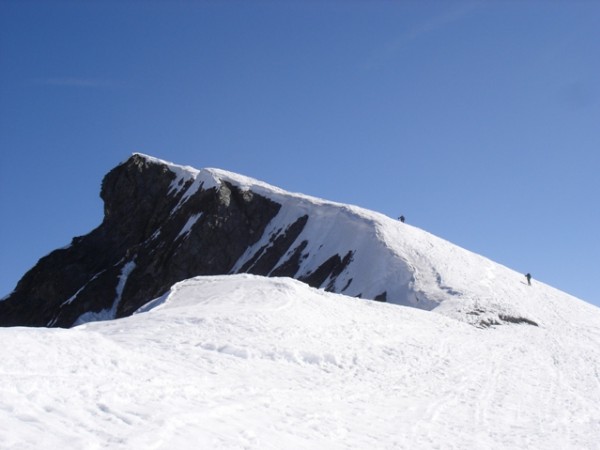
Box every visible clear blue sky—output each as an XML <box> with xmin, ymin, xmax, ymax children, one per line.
<box><xmin>1</xmin><ymin>1</ymin><xmax>599</xmax><ymax>307</ymax></box>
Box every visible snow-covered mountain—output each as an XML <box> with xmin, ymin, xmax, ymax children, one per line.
<box><xmin>2</xmin><ymin>274</ymin><xmax>600</xmax><ymax>448</ymax></box>
<box><xmin>0</xmin><ymin>153</ymin><xmax>575</xmax><ymax>329</ymax></box>
<box><xmin>2</xmin><ymin>154</ymin><xmax>600</xmax><ymax>447</ymax></box>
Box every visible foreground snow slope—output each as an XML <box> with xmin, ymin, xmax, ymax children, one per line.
<box><xmin>2</xmin><ymin>275</ymin><xmax>599</xmax><ymax>449</ymax></box>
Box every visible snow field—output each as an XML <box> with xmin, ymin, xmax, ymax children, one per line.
<box><xmin>2</xmin><ymin>275</ymin><xmax>600</xmax><ymax>449</ymax></box>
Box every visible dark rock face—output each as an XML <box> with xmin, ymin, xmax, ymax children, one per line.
<box><xmin>239</xmin><ymin>215</ymin><xmax>309</xmax><ymax>276</ymax></box>
<box><xmin>0</xmin><ymin>155</ymin><xmax>362</xmax><ymax>328</ymax></box>
<box><xmin>300</xmin><ymin>251</ymin><xmax>354</xmax><ymax>291</ymax></box>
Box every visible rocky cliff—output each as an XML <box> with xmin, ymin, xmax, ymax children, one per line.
<box><xmin>0</xmin><ymin>154</ymin><xmax>381</xmax><ymax>327</ymax></box>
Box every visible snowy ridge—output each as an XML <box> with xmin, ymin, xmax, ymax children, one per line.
<box><xmin>137</xmin><ymin>153</ymin><xmax>574</xmax><ymax>328</ymax></box>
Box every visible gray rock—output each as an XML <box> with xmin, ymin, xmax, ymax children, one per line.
<box><xmin>1</xmin><ymin>155</ymin><xmax>361</xmax><ymax>328</ymax></box>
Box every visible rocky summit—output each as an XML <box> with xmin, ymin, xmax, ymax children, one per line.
<box><xmin>0</xmin><ymin>154</ymin><xmax>379</xmax><ymax>327</ymax></box>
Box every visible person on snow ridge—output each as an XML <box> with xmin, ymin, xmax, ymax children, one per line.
<box><xmin>525</xmin><ymin>273</ymin><xmax>532</xmax><ymax>286</ymax></box>
<box><xmin>399</xmin><ymin>215</ymin><xmax>405</xmax><ymax>223</ymax></box>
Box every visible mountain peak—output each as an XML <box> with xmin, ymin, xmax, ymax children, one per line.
<box><xmin>0</xmin><ymin>154</ymin><xmax>592</xmax><ymax>330</ymax></box>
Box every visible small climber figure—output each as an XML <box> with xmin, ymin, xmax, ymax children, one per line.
<box><xmin>525</xmin><ymin>273</ymin><xmax>532</xmax><ymax>286</ymax></box>
<box><xmin>399</xmin><ymin>215</ymin><xmax>405</xmax><ymax>223</ymax></box>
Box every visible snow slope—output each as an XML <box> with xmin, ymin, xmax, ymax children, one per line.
<box><xmin>132</xmin><ymin>154</ymin><xmax>582</xmax><ymax>328</ymax></box>
<box><xmin>2</xmin><ymin>274</ymin><xmax>600</xmax><ymax>449</ymax></box>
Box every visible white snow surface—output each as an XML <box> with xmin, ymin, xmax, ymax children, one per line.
<box><xmin>2</xmin><ymin>274</ymin><xmax>600</xmax><ymax>449</ymax></box>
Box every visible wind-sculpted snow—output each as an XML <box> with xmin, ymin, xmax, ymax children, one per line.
<box><xmin>1</xmin><ymin>275</ymin><xmax>600</xmax><ymax>449</ymax></box>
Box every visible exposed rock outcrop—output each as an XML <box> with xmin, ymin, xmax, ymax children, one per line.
<box><xmin>0</xmin><ymin>154</ymin><xmax>375</xmax><ymax>327</ymax></box>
